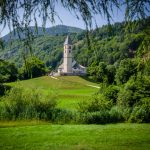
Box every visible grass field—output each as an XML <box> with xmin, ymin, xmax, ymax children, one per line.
<box><xmin>7</xmin><ymin>76</ymin><xmax>100</xmax><ymax>109</ymax></box>
<box><xmin>0</xmin><ymin>122</ymin><xmax>150</xmax><ymax>150</ymax></box>
<box><xmin>1</xmin><ymin>76</ymin><xmax>150</xmax><ymax>150</ymax></box>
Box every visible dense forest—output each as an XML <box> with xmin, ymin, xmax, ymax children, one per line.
<box><xmin>0</xmin><ymin>17</ymin><xmax>150</xmax><ymax>123</ymax></box>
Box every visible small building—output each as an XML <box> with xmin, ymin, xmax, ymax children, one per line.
<box><xmin>58</xmin><ymin>36</ymin><xmax>86</xmax><ymax>76</ymax></box>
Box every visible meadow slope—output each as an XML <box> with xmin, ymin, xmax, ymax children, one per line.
<box><xmin>7</xmin><ymin>76</ymin><xmax>100</xmax><ymax>109</ymax></box>
<box><xmin>1</xmin><ymin>76</ymin><xmax>150</xmax><ymax>150</ymax></box>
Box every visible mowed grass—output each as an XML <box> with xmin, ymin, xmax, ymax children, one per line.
<box><xmin>7</xmin><ymin>76</ymin><xmax>99</xmax><ymax>109</ymax></box>
<box><xmin>0</xmin><ymin>122</ymin><xmax>150</xmax><ymax>150</ymax></box>
<box><xmin>2</xmin><ymin>77</ymin><xmax>150</xmax><ymax>150</ymax></box>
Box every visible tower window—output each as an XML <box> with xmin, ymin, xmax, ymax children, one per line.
<box><xmin>69</xmin><ymin>50</ymin><xmax>71</xmax><ymax>53</ymax></box>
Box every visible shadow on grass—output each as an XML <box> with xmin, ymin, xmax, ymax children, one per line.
<box><xmin>80</xmin><ymin>76</ymin><xmax>98</xmax><ymax>84</ymax></box>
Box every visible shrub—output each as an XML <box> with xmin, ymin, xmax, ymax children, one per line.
<box><xmin>115</xmin><ymin>58</ymin><xmax>138</xmax><ymax>85</ymax></box>
<box><xmin>103</xmin><ymin>85</ymin><xmax>119</xmax><ymax>104</ymax></box>
<box><xmin>78</xmin><ymin>94</ymin><xmax>113</xmax><ymax>113</ymax></box>
<box><xmin>128</xmin><ymin>97</ymin><xmax>150</xmax><ymax>123</ymax></box>
<box><xmin>0</xmin><ymin>87</ymin><xmax>57</xmax><ymax>120</ymax></box>
<box><xmin>0</xmin><ymin>84</ymin><xmax>11</xmax><ymax>96</ymax></box>
<box><xmin>51</xmin><ymin>109</ymin><xmax>77</xmax><ymax>124</ymax></box>
<box><xmin>109</xmin><ymin>106</ymin><xmax>124</xmax><ymax>123</ymax></box>
<box><xmin>80</xmin><ymin>111</ymin><xmax>110</xmax><ymax>124</ymax></box>
<box><xmin>117</xmin><ymin>75</ymin><xmax>150</xmax><ymax>108</ymax></box>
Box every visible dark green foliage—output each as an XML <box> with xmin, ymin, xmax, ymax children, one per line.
<box><xmin>103</xmin><ymin>85</ymin><xmax>119</xmax><ymax>104</ymax></box>
<box><xmin>20</xmin><ymin>56</ymin><xmax>46</xmax><ymax>79</ymax></box>
<box><xmin>127</xmin><ymin>97</ymin><xmax>150</xmax><ymax>123</ymax></box>
<box><xmin>0</xmin><ymin>59</ymin><xmax>18</xmax><ymax>83</ymax></box>
<box><xmin>77</xmin><ymin>74</ymin><xmax>150</xmax><ymax>124</ymax></box>
<box><xmin>115</xmin><ymin>58</ymin><xmax>138</xmax><ymax>85</ymax></box>
<box><xmin>51</xmin><ymin>109</ymin><xmax>77</xmax><ymax>124</ymax></box>
<box><xmin>88</xmin><ymin>62</ymin><xmax>107</xmax><ymax>82</ymax></box>
<box><xmin>83</xmin><ymin>18</ymin><xmax>150</xmax><ymax>124</ymax></box>
<box><xmin>109</xmin><ymin>106</ymin><xmax>124</xmax><ymax>123</ymax></box>
<box><xmin>0</xmin><ymin>84</ymin><xmax>11</xmax><ymax>96</ymax></box>
<box><xmin>80</xmin><ymin>106</ymin><xmax>124</xmax><ymax>124</ymax></box>
<box><xmin>106</xmin><ymin>65</ymin><xmax>116</xmax><ymax>84</ymax></box>
<box><xmin>81</xmin><ymin>111</ymin><xmax>110</xmax><ymax>124</ymax></box>
<box><xmin>118</xmin><ymin>75</ymin><xmax>150</xmax><ymax>108</ymax></box>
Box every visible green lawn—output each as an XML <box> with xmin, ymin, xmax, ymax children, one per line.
<box><xmin>0</xmin><ymin>122</ymin><xmax>150</xmax><ymax>150</ymax></box>
<box><xmin>2</xmin><ymin>76</ymin><xmax>150</xmax><ymax>150</ymax></box>
<box><xmin>7</xmin><ymin>76</ymin><xmax>99</xmax><ymax>109</ymax></box>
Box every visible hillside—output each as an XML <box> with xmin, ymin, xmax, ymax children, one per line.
<box><xmin>0</xmin><ymin>34</ymin><xmax>84</xmax><ymax>68</ymax></box>
<box><xmin>0</xmin><ymin>17</ymin><xmax>149</xmax><ymax>70</ymax></box>
<box><xmin>2</xmin><ymin>25</ymin><xmax>83</xmax><ymax>42</ymax></box>
<box><xmin>7</xmin><ymin>76</ymin><xmax>99</xmax><ymax>110</ymax></box>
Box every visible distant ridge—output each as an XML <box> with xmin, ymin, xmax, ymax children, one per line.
<box><xmin>2</xmin><ymin>25</ymin><xmax>84</xmax><ymax>42</ymax></box>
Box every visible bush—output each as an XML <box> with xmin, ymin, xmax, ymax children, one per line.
<box><xmin>0</xmin><ymin>84</ymin><xmax>11</xmax><ymax>96</ymax></box>
<box><xmin>78</xmin><ymin>94</ymin><xmax>113</xmax><ymax>113</ymax></box>
<box><xmin>103</xmin><ymin>85</ymin><xmax>119</xmax><ymax>104</ymax></box>
<box><xmin>115</xmin><ymin>58</ymin><xmax>138</xmax><ymax>85</ymax></box>
<box><xmin>117</xmin><ymin>75</ymin><xmax>150</xmax><ymax>108</ymax></box>
<box><xmin>78</xmin><ymin>106</ymin><xmax>124</xmax><ymax>124</ymax></box>
<box><xmin>51</xmin><ymin>109</ymin><xmax>77</xmax><ymax>124</ymax></box>
<box><xmin>80</xmin><ymin>111</ymin><xmax>110</xmax><ymax>124</ymax></box>
<box><xmin>0</xmin><ymin>87</ymin><xmax>57</xmax><ymax>120</ymax></box>
<box><xmin>109</xmin><ymin>106</ymin><xmax>124</xmax><ymax>123</ymax></box>
<box><xmin>128</xmin><ymin>97</ymin><xmax>150</xmax><ymax>123</ymax></box>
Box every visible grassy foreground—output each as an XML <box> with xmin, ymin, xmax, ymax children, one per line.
<box><xmin>7</xmin><ymin>76</ymin><xmax>99</xmax><ymax>109</ymax></box>
<box><xmin>0</xmin><ymin>122</ymin><xmax>150</xmax><ymax>150</ymax></box>
<box><xmin>2</xmin><ymin>77</ymin><xmax>149</xmax><ymax>150</ymax></box>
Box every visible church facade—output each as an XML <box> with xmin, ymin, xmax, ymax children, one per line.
<box><xmin>57</xmin><ymin>36</ymin><xmax>86</xmax><ymax>76</ymax></box>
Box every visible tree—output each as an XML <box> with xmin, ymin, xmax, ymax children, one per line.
<box><xmin>115</xmin><ymin>58</ymin><xmax>138</xmax><ymax>85</ymax></box>
<box><xmin>20</xmin><ymin>56</ymin><xmax>46</xmax><ymax>79</ymax></box>
<box><xmin>0</xmin><ymin>59</ymin><xmax>18</xmax><ymax>83</ymax></box>
<box><xmin>106</xmin><ymin>65</ymin><xmax>116</xmax><ymax>84</ymax></box>
<box><xmin>0</xmin><ymin>0</ymin><xmax>149</xmax><ymax>65</ymax></box>
<box><xmin>88</xmin><ymin>62</ymin><xmax>107</xmax><ymax>82</ymax></box>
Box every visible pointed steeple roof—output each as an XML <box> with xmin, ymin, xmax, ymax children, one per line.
<box><xmin>64</xmin><ymin>35</ymin><xmax>72</xmax><ymax>45</ymax></box>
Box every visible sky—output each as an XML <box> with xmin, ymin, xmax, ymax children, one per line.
<box><xmin>0</xmin><ymin>3</ymin><xmax>125</xmax><ymax>37</ymax></box>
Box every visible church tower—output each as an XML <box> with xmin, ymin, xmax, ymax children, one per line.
<box><xmin>63</xmin><ymin>36</ymin><xmax>72</xmax><ymax>74</ymax></box>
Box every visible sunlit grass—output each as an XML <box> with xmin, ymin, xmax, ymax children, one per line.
<box><xmin>6</xmin><ymin>76</ymin><xmax>99</xmax><ymax>109</ymax></box>
<box><xmin>0</xmin><ymin>122</ymin><xmax>150</xmax><ymax>150</ymax></box>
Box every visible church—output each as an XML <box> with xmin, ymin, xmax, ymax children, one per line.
<box><xmin>57</xmin><ymin>36</ymin><xmax>86</xmax><ymax>76</ymax></box>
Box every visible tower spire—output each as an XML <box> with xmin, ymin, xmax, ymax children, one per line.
<box><xmin>64</xmin><ymin>35</ymin><xmax>72</xmax><ymax>45</ymax></box>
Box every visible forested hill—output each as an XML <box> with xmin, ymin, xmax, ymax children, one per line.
<box><xmin>2</xmin><ymin>25</ymin><xmax>83</xmax><ymax>42</ymax></box>
<box><xmin>0</xmin><ymin>17</ymin><xmax>149</xmax><ymax>70</ymax></box>
<box><xmin>0</xmin><ymin>17</ymin><xmax>150</xmax><ymax>124</ymax></box>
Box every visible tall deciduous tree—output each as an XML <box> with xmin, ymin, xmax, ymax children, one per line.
<box><xmin>20</xmin><ymin>56</ymin><xmax>46</xmax><ymax>79</ymax></box>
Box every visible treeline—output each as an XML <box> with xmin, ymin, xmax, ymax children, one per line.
<box><xmin>76</xmin><ymin>17</ymin><xmax>150</xmax><ymax>123</ymax></box>
<box><xmin>0</xmin><ymin>33</ymin><xmax>83</xmax><ymax>69</ymax></box>
<box><xmin>0</xmin><ymin>57</ymin><xmax>46</xmax><ymax>96</ymax></box>
<box><xmin>0</xmin><ymin>57</ymin><xmax>46</xmax><ymax>82</ymax></box>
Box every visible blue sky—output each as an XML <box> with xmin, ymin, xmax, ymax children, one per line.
<box><xmin>0</xmin><ymin>3</ymin><xmax>125</xmax><ymax>37</ymax></box>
